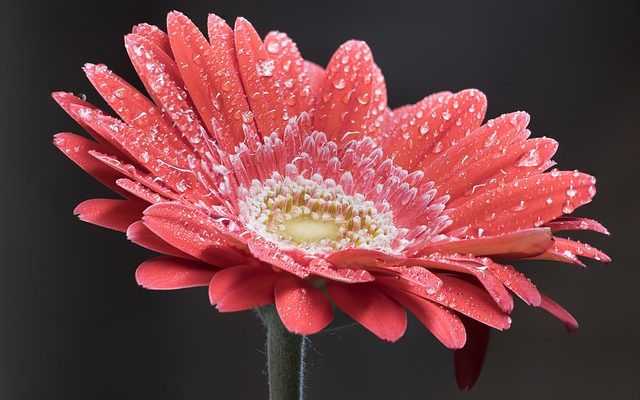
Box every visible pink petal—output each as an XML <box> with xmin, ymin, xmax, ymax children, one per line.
<box><xmin>447</xmin><ymin>171</ymin><xmax>597</xmax><ymax>236</ymax></box>
<box><xmin>544</xmin><ymin>217</ymin><xmax>610</xmax><ymax>235</ymax></box>
<box><xmin>420</xmin><ymin>228</ymin><xmax>553</xmax><ymax>259</ymax></box>
<box><xmin>454</xmin><ymin>317</ymin><xmax>491</xmax><ymax>391</ymax></box>
<box><xmin>327</xmin><ymin>282</ymin><xmax>407</xmax><ymax>342</ymax></box>
<box><xmin>209</xmin><ymin>264</ymin><xmax>280</xmax><ymax>312</ymax></box>
<box><xmin>303</xmin><ymin>61</ymin><xmax>324</xmax><ymax>112</ymax></box>
<box><xmin>131</xmin><ymin>23</ymin><xmax>173</xmax><ymax>57</ymax></box>
<box><xmin>234</xmin><ymin>19</ymin><xmax>312</xmax><ymax>136</ymax></box>
<box><xmin>74</xmin><ymin>198</ymin><xmax>146</xmax><ymax>232</ymax></box>
<box><xmin>116</xmin><ymin>178</ymin><xmax>165</xmax><ymax>204</ymax></box>
<box><xmin>125</xmin><ymin>33</ymin><xmax>212</xmax><ymax>157</ymax></box>
<box><xmin>385</xmin><ymin>89</ymin><xmax>487</xmax><ymax>170</ymax></box>
<box><xmin>136</xmin><ymin>256</ymin><xmax>216</xmax><ymax>290</ymax></box>
<box><xmin>89</xmin><ymin>151</ymin><xmax>179</xmax><ymax>201</ymax></box>
<box><xmin>325</xmin><ymin>248</ymin><xmax>400</xmax><ymax>269</ymax></box>
<box><xmin>52</xmin><ymin>92</ymin><xmax>132</xmax><ymax>160</ymax></box>
<box><xmin>83</xmin><ymin>63</ymin><xmax>180</xmax><ymax>138</ymax></box>
<box><xmin>71</xmin><ymin>105</ymin><xmax>198</xmax><ymax>196</ymax></box>
<box><xmin>143</xmin><ymin>202</ymin><xmax>247</xmax><ymax>267</ymax></box>
<box><xmin>307</xmin><ymin>258</ymin><xmax>375</xmax><ymax>283</ymax></box>
<box><xmin>486</xmin><ymin>261</ymin><xmax>541</xmax><ymax>306</ymax></box>
<box><xmin>167</xmin><ymin>12</ymin><xmax>253</xmax><ymax>152</ymax></box>
<box><xmin>378</xmin><ymin>274</ymin><xmax>511</xmax><ymax>330</ymax></box>
<box><xmin>403</xmin><ymin>256</ymin><xmax>514</xmax><ymax>313</ymax></box>
<box><xmin>442</xmin><ymin>137</ymin><xmax>558</xmax><ymax>205</ymax></box>
<box><xmin>53</xmin><ymin>133</ymin><xmax>125</xmax><ymax>195</ymax></box>
<box><xmin>275</xmin><ymin>276</ymin><xmax>333</xmax><ymax>335</ymax></box>
<box><xmin>532</xmin><ymin>237</ymin><xmax>611</xmax><ymax>265</ymax></box>
<box><xmin>538</xmin><ymin>293</ymin><xmax>579</xmax><ymax>333</ymax></box>
<box><xmin>247</xmin><ymin>236</ymin><xmax>310</xmax><ymax>278</ymax></box>
<box><xmin>313</xmin><ymin>40</ymin><xmax>376</xmax><ymax>148</ymax></box>
<box><xmin>384</xmin><ymin>286</ymin><xmax>466</xmax><ymax>349</ymax></box>
<box><xmin>127</xmin><ymin>221</ymin><xmax>192</xmax><ymax>259</ymax></box>
<box><xmin>426</xmin><ymin>111</ymin><xmax>530</xmax><ymax>185</ymax></box>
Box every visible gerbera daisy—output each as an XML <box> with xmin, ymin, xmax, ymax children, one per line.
<box><xmin>53</xmin><ymin>10</ymin><xmax>609</xmax><ymax>396</ymax></box>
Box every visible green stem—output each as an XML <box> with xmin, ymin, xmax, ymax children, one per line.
<box><xmin>259</xmin><ymin>305</ymin><xmax>306</xmax><ymax>400</ymax></box>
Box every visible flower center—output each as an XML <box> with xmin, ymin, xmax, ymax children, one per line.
<box><xmin>238</xmin><ymin>173</ymin><xmax>398</xmax><ymax>253</ymax></box>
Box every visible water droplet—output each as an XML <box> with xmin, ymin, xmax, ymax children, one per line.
<box><xmin>266</xmin><ymin>41</ymin><xmax>280</xmax><ymax>54</ymax></box>
<box><xmin>562</xmin><ymin>200</ymin><xmax>575</xmax><ymax>214</ymax></box>
<box><xmin>175</xmin><ymin>179</ymin><xmax>188</xmax><ymax>193</ymax></box>
<box><xmin>357</xmin><ymin>92</ymin><xmax>370</xmax><ymax>105</ymax></box>
<box><xmin>77</xmin><ymin>93</ymin><xmax>87</xmax><ymax>101</ymax></box>
<box><xmin>566</xmin><ymin>185</ymin><xmax>577</xmax><ymax>198</ymax></box>
<box><xmin>419</xmin><ymin>122</ymin><xmax>429</xmax><ymax>135</ymax></box>
<box><xmin>333</xmin><ymin>77</ymin><xmax>346</xmax><ymax>89</ymax></box>
<box><xmin>256</xmin><ymin>59</ymin><xmax>275</xmax><ymax>77</ymax></box>
<box><xmin>512</xmin><ymin>200</ymin><xmax>526</xmax><ymax>211</ymax></box>
<box><xmin>517</xmin><ymin>148</ymin><xmax>542</xmax><ymax>167</ymax></box>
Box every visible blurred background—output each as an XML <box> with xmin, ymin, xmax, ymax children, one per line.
<box><xmin>1</xmin><ymin>0</ymin><xmax>638</xmax><ymax>398</ymax></box>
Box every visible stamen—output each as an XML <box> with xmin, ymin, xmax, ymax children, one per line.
<box><xmin>238</xmin><ymin>172</ymin><xmax>398</xmax><ymax>254</ymax></box>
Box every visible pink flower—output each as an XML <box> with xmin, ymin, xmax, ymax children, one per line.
<box><xmin>53</xmin><ymin>11</ymin><xmax>609</xmax><ymax>389</ymax></box>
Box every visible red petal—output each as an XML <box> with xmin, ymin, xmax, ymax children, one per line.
<box><xmin>307</xmin><ymin>258</ymin><xmax>375</xmax><ymax>283</ymax></box>
<box><xmin>234</xmin><ymin>19</ymin><xmax>311</xmax><ymax>136</ymax></box>
<box><xmin>125</xmin><ymin>33</ymin><xmax>211</xmax><ymax>157</ymax></box>
<box><xmin>486</xmin><ymin>261</ymin><xmax>541</xmax><ymax>306</ymax></box>
<box><xmin>131</xmin><ymin>23</ymin><xmax>173</xmax><ymax>57</ymax></box>
<box><xmin>275</xmin><ymin>276</ymin><xmax>333</xmax><ymax>335</ymax></box>
<box><xmin>143</xmin><ymin>202</ymin><xmax>247</xmax><ymax>267</ymax></box>
<box><xmin>313</xmin><ymin>41</ymin><xmax>376</xmax><ymax>148</ymax></box>
<box><xmin>53</xmin><ymin>133</ymin><xmax>125</xmax><ymax>195</ymax></box>
<box><xmin>89</xmin><ymin>151</ymin><xmax>179</xmax><ymax>201</ymax></box>
<box><xmin>209</xmin><ymin>264</ymin><xmax>280</xmax><ymax>312</ymax></box>
<box><xmin>420</xmin><ymin>228</ymin><xmax>553</xmax><ymax>259</ymax></box>
<box><xmin>83</xmin><ymin>63</ymin><xmax>179</xmax><ymax>137</ymax></box>
<box><xmin>71</xmin><ymin>105</ymin><xmax>198</xmax><ymax>196</ymax></box>
<box><xmin>74</xmin><ymin>198</ymin><xmax>146</xmax><ymax>232</ymax></box>
<box><xmin>426</xmin><ymin>111</ymin><xmax>530</xmax><ymax>185</ymax></box>
<box><xmin>378</xmin><ymin>274</ymin><xmax>511</xmax><ymax>330</ymax></box>
<box><xmin>386</xmin><ymin>89</ymin><xmax>486</xmax><ymax>170</ymax></box>
<box><xmin>442</xmin><ymin>137</ymin><xmax>558</xmax><ymax>205</ymax></box>
<box><xmin>454</xmin><ymin>317</ymin><xmax>491</xmax><ymax>391</ymax></box>
<box><xmin>544</xmin><ymin>217</ymin><xmax>610</xmax><ymax>235</ymax></box>
<box><xmin>127</xmin><ymin>221</ymin><xmax>192</xmax><ymax>259</ymax></box>
<box><xmin>52</xmin><ymin>92</ymin><xmax>131</xmax><ymax>160</ymax></box>
<box><xmin>135</xmin><ymin>256</ymin><xmax>216</xmax><ymax>290</ymax></box>
<box><xmin>538</xmin><ymin>294</ymin><xmax>579</xmax><ymax>333</ymax></box>
<box><xmin>384</xmin><ymin>286</ymin><xmax>466</xmax><ymax>349</ymax></box>
<box><xmin>532</xmin><ymin>237</ymin><xmax>611</xmax><ymax>265</ymax></box>
<box><xmin>403</xmin><ymin>256</ymin><xmax>514</xmax><ymax>313</ymax></box>
<box><xmin>327</xmin><ymin>282</ymin><xmax>407</xmax><ymax>342</ymax></box>
<box><xmin>304</xmin><ymin>61</ymin><xmax>324</xmax><ymax>113</ymax></box>
<box><xmin>167</xmin><ymin>12</ymin><xmax>253</xmax><ymax>152</ymax></box>
<box><xmin>448</xmin><ymin>171</ymin><xmax>597</xmax><ymax>236</ymax></box>
<box><xmin>116</xmin><ymin>178</ymin><xmax>165</xmax><ymax>204</ymax></box>
<box><xmin>247</xmin><ymin>236</ymin><xmax>310</xmax><ymax>278</ymax></box>
<box><xmin>325</xmin><ymin>248</ymin><xmax>400</xmax><ymax>269</ymax></box>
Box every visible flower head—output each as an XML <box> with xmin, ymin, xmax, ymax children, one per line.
<box><xmin>53</xmin><ymin>11</ymin><xmax>609</xmax><ymax>389</ymax></box>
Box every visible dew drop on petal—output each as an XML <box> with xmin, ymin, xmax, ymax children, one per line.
<box><xmin>333</xmin><ymin>77</ymin><xmax>346</xmax><ymax>89</ymax></box>
<box><xmin>562</xmin><ymin>200</ymin><xmax>575</xmax><ymax>214</ymax></box>
<box><xmin>256</xmin><ymin>59</ymin><xmax>275</xmax><ymax>77</ymax></box>
<box><xmin>266</xmin><ymin>41</ymin><xmax>280</xmax><ymax>54</ymax></box>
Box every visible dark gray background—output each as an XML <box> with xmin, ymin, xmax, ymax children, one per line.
<box><xmin>1</xmin><ymin>0</ymin><xmax>638</xmax><ymax>398</ymax></box>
